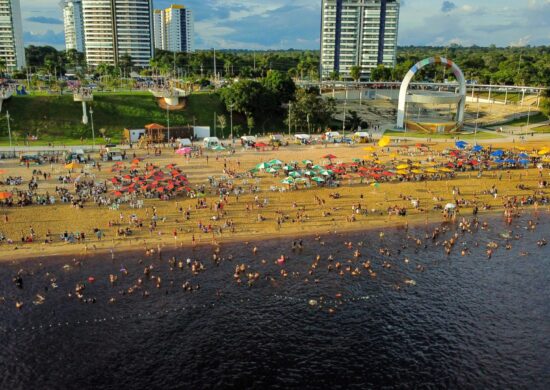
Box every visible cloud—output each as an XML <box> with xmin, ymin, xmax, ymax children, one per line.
<box><xmin>26</xmin><ymin>16</ymin><xmax>62</xmax><ymax>25</ymax></box>
<box><xmin>510</xmin><ymin>35</ymin><xmax>532</xmax><ymax>47</ymax></box>
<box><xmin>441</xmin><ymin>1</ymin><xmax>457</xmax><ymax>13</ymax></box>
<box><xmin>23</xmin><ymin>30</ymin><xmax>65</xmax><ymax>46</ymax></box>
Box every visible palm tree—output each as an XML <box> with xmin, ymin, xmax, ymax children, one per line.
<box><xmin>217</xmin><ymin>115</ymin><xmax>227</xmax><ymax>138</ymax></box>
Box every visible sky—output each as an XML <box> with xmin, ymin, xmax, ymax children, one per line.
<box><xmin>20</xmin><ymin>0</ymin><xmax>550</xmax><ymax>50</ymax></box>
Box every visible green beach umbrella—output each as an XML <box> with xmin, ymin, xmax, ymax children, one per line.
<box><xmin>267</xmin><ymin>167</ymin><xmax>279</xmax><ymax>173</ymax></box>
<box><xmin>283</xmin><ymin>165</ymin><xmax>295</xmax><ymax>171</ymax></box>
<box><xmin>256</xmin><ymin>162</ymin><xmax>271</xmax><ymax>170</ymax></box>
<box><xmin>212</xmin><ymin>145</ymin><xmax>226</xmax><ymax>151</ymax></box>
<box><xmin>269</xmin><ymin>159</ymin><xmax>283</xmax><ymax>165</ymax></box>
<box><xmin>289</xmin><ymin>171</ymin><xmax>301</xmax><ymax>178</ymax></box>
<box><xmin>295</xmin><ymin>178</ymin><xmax>308</xmax><ymax>183</ymax></box>
<box><xmin>302</xmin><ymin>159</ymin><xmax>313</xmax><ymax>165</ymax></box>
<box><xmin>312</xmin><ymin>177</ymin><xmax>325</xmax><ymax>183</ymax></box>
<box><xmin>304</xmin><ymin>170</ymin><xmax>314</xmax><ymax>176</ymax></box>
<box><xmin>352</xmin><ymin>158</ymin><xmax>361</xmax><ymax>163</ymax></box>
<box><xmin>281</xmin><ymin>177</ymin><xmax>295</xmax><ymax>185</ymax></box>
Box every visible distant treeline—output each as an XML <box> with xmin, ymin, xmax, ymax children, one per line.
<box><xmin>12</xmin><ymin>45</ymin><xmax>550</xmax><ymax>87</ymax></box>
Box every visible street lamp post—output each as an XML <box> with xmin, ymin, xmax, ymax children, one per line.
<box><xmin>6</xmin><ymin>110</ymin><xmax>12</xmax><ymax>154</ymax></box>
<box><xmin>166</xmin><ymin>104</ymin><xmax>170</xmax><ymax>145</ymax></box>
<box><xmin>307</xmin><ymin>113</ymin><xmax>311</xmax><ymax>136</ymax></box>
<box><xmin>89</xmin><ymin>107</ymin><xmax>95</xmax><ymax>151</ymax></box>
<box><xmin>288</xmin><ymin>102</ymin><xmax>291</xmax><ymax>137</ymax></box>
<box><xmin>229</xmin><ymin>103</ymin><xmax>234</xmax><ymax>140</ymax></box>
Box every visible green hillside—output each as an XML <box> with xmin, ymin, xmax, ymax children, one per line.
<box><xmin>0</xmin><ymin>92</ymin><xmax>225</xmax><ymax>145</ymax></box>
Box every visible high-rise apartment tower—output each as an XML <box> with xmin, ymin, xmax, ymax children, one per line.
<box><xmin>81</xmin><ymin>0</ymin><xmax>154</xmax><ymax>67</ymax></box>
<box><xmin>0</xmin><ymin>0</ymin><xmax>25</xmax><ymax>70</ymax></box>
<box><xmin>63</xmin><ymin>0</ymin><xmax>85</xmax><ymax>52</ymax></box>
<box><xmin>320</xmin><ymin>0</ymin><xmax>400</xmax><ymax>80</ymax></box>
<box><xmin>153</xmin><ymin>4</ymin><xmax>194</xmax><ymax>53</ymax></box>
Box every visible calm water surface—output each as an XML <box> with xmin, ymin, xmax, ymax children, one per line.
<box><xmin>1</xmin><ymin>213</ymin><xmax>549</xmax><ymax>389</ymax></box>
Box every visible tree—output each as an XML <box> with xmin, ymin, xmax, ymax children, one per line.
<box><xmin>541</xmin><ymin>89</ymin><xmax>550</xmax><ymax>119</ymax></box>
<box><xmin>262</xmin><ymin>70</ymin><xmax>296</xmax><ymax>105</ymax></box>
<box><xmin>329</xmin><ymin>70</ymin><xmax>340</xmax><ymax>81</ymax></box>
<box><xmin>247</xmin><ymin>116</ymin><xmax>255</xmax><ymax>135</ymax></box>
<box><xmin>287</xmin><ymin>88</ymin><xmax>336</xmax><ymax>133</ymax></box>
<box><xmin>345</xmin><ymin>110</ymin><xmax>367</xmax><ymax>131</ymax></box>
<box><xmin>99</xmin><ymin>128</ymin><xmax>107</xmax><ymax>139</ymax></box>
<box><xmin>217</xmin><ymin>115</ymin><xmax>227</xmax><ymax>138</ymax></box>
<box><xmin>350</xmin><ymin>65</ymin><xmax>362</xmax><ymax>82</ymax></box>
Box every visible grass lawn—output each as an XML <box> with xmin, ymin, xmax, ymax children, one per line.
<box><xmin>475</xmin><ymin>92</ymin><xmax>528</xmax><ymax>103</ymax></box>
<box><xmin>502</xmin><ymin>113</ymin><xmax>548</xmax><ymax>127</ymax></box>
<box><xmin>531</xmin><ymin>125</ymin><xmax>550</xmax><ymax>133</ymax></box>
<box><xmin>384</xmin><ymin>129</ymin><xmax>504</xmax><ymax>140</ymax></box>
<box><xmin>0</xmin><ymin>92</ymin><xmax>226</xmax><ymax>145</ymax></box>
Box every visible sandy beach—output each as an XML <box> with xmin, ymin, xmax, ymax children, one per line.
<box><xmin>1</xmin><ymin>137</ymin><xmax>549</xmax><ymax>262</ymax></box>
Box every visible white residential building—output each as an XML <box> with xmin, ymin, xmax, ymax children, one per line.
<box><xmin>81</xmin><ymin>0</ymin><xmax>154</xmax><ymax>67</ymax></box>
<box><xmin>320</xmin><ymin>0</ymin><xmax>400</xmax><ymax>80</ymax></box>
<box><xmin>63</xmin><ymin>0</ymin><xmax>85</xmax><ymax>52</ymax></box>
<box><xmin>153</xmin><ymin>4</ymin><xmax>194</xmax><ymax>53</ymax></box>
<box><xmin>0</xmin><ymin>0</ymin><xmax>25</xmax><ymax>70</ymax></box>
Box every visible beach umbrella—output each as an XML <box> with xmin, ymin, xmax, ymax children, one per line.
<box><xmin>455</xmin><ymin>140</ymin><xmax>468</xmax><ymax>149</ymax></box>
<box><xmin>302</xmin><ymin>159</ymin><xmax>313</xmax><ymax>165</ymax></box>
<box><xmin>472</xmin><ymin>145</ymin><xmax>484</xmax><ymax>152</ymax></box>
<box><xmin>363</xmin><ymin>146</ymin><xmax>376</xmax><ymax>152</ymax></box>
<box><xmin>269</xmin><ymin>159</ymin><xmax>283</xmax><ymax>165</ymax></box>
<box><xmin>256</xmin><ymin>162</ymin><xmax>271</xmax><ymax>170</ymax></box>
<box><xmin>249</xmin><ymin>168</ymin><xmax>259</xmax><ymax>173</ymax></box>
<box><xmin>396</xmin><ymin>164</ymin><xmax>409</xmax><ymax>170</ymax></box>
<box><xmin>289</xmin><ymin>171</ymin><xmax>301</xmax><ymax>178</ymax></box>
<box><xmin>425</xmin><ymin>168</ymin><xmax>438</xmax><ymax>173</ymax></box>
<box><xmin>519</xmin><ymin>159</ymin><xmax>530</xmax><ymax>165</ymax></box>
<box><xmin>352</xmin><ymin>158</ymin><xmax>361</xmax><ymax>163</ymax></box>
<box><xmin>382</xmin><ymin>171</ymin><xmax>394</xmax><ymax>177</ymax></box>
<box><xmin>311</xmin><ymin>177</ymin><xmax>325</xmax><ymax>183</ymax></box>
<box><xmin>304</xmin><ymin>170</ymin><xmax>314</xmax><ymax>176</ymax></box>
<box><xmin>64</xmin><ymin>162</ymin><xmax>81</xmax><ymax>170</ymax></box>
<box><xmin>371</xmin><ymin>182</ymin><xmax>380</xmax><ymax>188</ymax></box>
<box><xmin>491</xmin><ymin>150</ymin><xmax>504</xmax><ymax>157</ymax></box>
<box><xmin>113</xmin><ymin>191</ymin><xmax>123</xmax><ymax>197</ymax></box>
<box><xmin>175</xmin><ymin>147</ymin><xmax>192</xmax><ymax>155</ymax></box>
<box><xmin>378</xmin><ymin>136</ymin><xmax>391</xmax><ymax>147</ymax></box>
<box><xmin>518</xmin><ymin>153</ymin><xmax>529</xmax><ymax>158</ymax></box>
<box><xmin>323</xmin><ymin>154</ymin><xmax>337</xmax><ymax>160</ymax></box>
<box><xmin>445</xmin><ymin>203</ymin><xmax>457</xmax><ymax>210</ymax></box>
<box><xmin>255</xmin><ymin>142</ymin><xmax>268</xmax><ymax>148</ymax></box>
<box><xmin>295</xmin><ymin>177</ymin><xmax>308</xmax><ymax>183</ymax></box>
<box><xmin>538</xmin><ymin>148</ymin><xmax>549</xmax><ymax>155</ymax></box>
<box><xmin>321</xmin><ymin>170</ymin><xmax>333</xmax><ymax>176</ymax></box>
<box><xmin>281</xmin><ymin>177</ymin><xmax>295</xmax><ymax>185</ymax></box>
<box><xmin>266</xmin><ymin>167</ymin><xmax>279</xmax><ymax>173</ymax></box>
<box><xmin>0</xmin><ymin>192</ymin><xmax>12</xmax><ymax>200</ymax></box>
<box><xmin>424</xmin><ymin>161</ymin><xmax>437</xmax><ymax>167</ymax></box>
<box><xmin>212</xmin><ymin>145</ymin><xmax>226</xmax><ymax>151</ymax></box>
<box><xmin>439</xmin><ymin>168</ymin><xmax>453</xmax><ymax>173</ymax></box>
<box><xmin>396</xmin><ymin>170</ymin><xmax>409</xmax><ymax>175</ymax></box>
<box><xmin>283</xmin><ymin>165</ymin><xmax>295</xmax><ymax>171</ymax></box>
<box><xmin>411</xmin><ymin>169</ymin><xmax>423</xmax><ymax>174</ymax></box>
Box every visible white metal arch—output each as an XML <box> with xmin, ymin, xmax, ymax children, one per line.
<box><xmin>396</xmin><ymin>57</ymin><xmax>466</xmax><ymax>129</ymax></box>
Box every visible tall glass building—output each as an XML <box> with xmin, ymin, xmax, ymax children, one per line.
<box><xmin>320</xmin><ymin>0</ymin><xmax>400</xmax><ymax>80</ymax></box>
<box><xmin>153</xmin><ymin>4</ymin><xmax>194</xmax><ymax>53</ymax></box>
<box><xmin>0</xmin><ymin>0</ymin><xmax>25</xmax><ymax>70</ymax></box>
<box><xmin>63</xmin><ymin>0</ymin><xmax>85</xmax><ymax>53</ymax></box>
<box><xmin>81</xmin><ymin>0</ymin><xmax>154</xmax><ymax>67</ymax></box>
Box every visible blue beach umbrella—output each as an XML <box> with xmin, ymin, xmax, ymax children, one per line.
<box><xmin>491</xmin><ymin>150</ymin><xmax>504</xmax><ymax>157</ymax></box>
<box><xmin>455</xmin><ymin>140</ymin><xmax>468</xmax><ymax>149</ymax></box>
<box><xmin>472</xmin><ymin>145</ymin><xmax>484</xmax><ymax>152</ymax></box>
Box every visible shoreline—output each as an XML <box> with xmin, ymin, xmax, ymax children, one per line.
<box><xmin>1</xmin><ymin>206</ymin><xmax>544</xmax><ymax>265</ymax></box>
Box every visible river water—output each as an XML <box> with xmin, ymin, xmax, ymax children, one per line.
<box><xmin>1</xmin><ymin>213</ymin><xmax>549</xmax><ymax>389</ymax></box>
